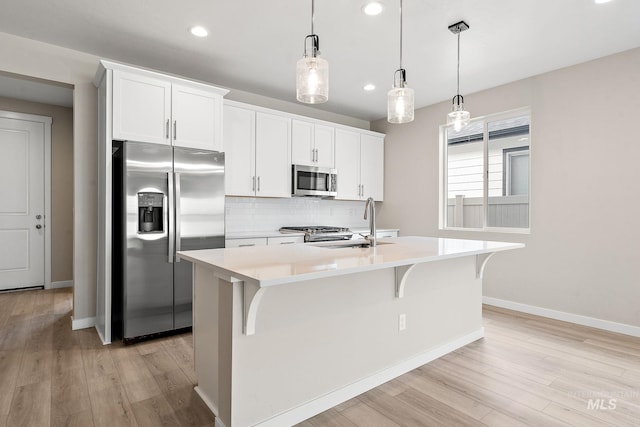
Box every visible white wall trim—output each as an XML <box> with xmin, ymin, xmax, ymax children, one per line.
<box><xmin>51</xmin><ymin>280</ymin><xmax>73</xmax><ymax>289</ymax></box>
<box><xmin>71</xmin><ymin>315</ymin><xmax>95</xmax><ymax>330</ymax></box>
<box><xmin>244</xmin><ymin>328</ymin><xmax>484</xmax><ymax>427</ymax></box>
<box><xmin>95</xmin><ymin>325</ymin><xmax>111</xmax><ymax>345</ymax></box>
<box><xmin>194</xmin><ymin>387</ymin><xmax>220</xmax><ymax>423</ymax></box>
<box><xmin>483</xmin><ymin>297</ymin><xmax>640</xmax><ymax>338</ymax></box>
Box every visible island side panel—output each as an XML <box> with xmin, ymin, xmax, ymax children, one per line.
<box><xmin>193</xmin><ymin>264</ymin><xmax>225</xmax><ymax>420</ymax></box>
<box><xmin>228</xmin><ymin>255</ymin><xmax>482</xmax><ymax>426</ymax></box>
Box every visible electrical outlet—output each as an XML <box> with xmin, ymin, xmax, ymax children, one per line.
<box><xmin>399</xmin><ymin>314</ymin><xmax>406</xmax><ymax>331</ymax></box>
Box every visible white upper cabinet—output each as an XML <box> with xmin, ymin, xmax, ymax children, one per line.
<box><xmin>224</xmin><ymin>102</ymin><xmax>291</xmax><ymax>198</ymax></box>
<box><xmin>291</xmin><ymin>120</ymin><xmax>313</xmax><ymax>165</ymax></box>
<box><xmin>360</xmin><ymin>134</ymin><xmax>384</xmax><ymax>201</ymax></box>
<box><xmin>112</xmin><ymin>70</ymin><xmax>171</xmax><ymax>145</ymax></box>
<box><xmin>224</xmin><ymin>105</ymin><xmax>256</xmax><ymax>196</ymax></box>
<box><xmin>291</xmin><ymin>120</ymin><xmax>334</xmax><ymax>168</ymax></box>
<box><xmin>334</xmin><ymin>129</ymin><xmax>362</xmax><ymax>200</ymax></box>
<box><xmin>109</xmin><ymin>63</ymin><xmax>227</xmax><ymax>151</ymax></box>
<box><xmin>314</xmin><ymin>124</ymin><xmax>335</xmax><ymax>168</ymax></box>
<box><xmin>255</xmin><ymin>112</ymin><xmax>291</xmax><ymax>197</ymax></box>
<box><xmin>171</xmin><ymin>84</ymin><xmax>223</xmax><ymax>151</ymax></box>
<box><xmin>335</xmin><ymin>129</ymin><xmax>384</xmax><ymax>201</ymax></box>
<box><xmin>223</xmin><ymin>100</ymin><xmax>382</xmax><ymax>201</ymax></box>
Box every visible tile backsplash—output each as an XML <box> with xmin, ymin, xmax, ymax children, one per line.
<box><xmin>225</xmin><ymin>196</ymin><xmax>371</xmax><ymax>233</ymax></box>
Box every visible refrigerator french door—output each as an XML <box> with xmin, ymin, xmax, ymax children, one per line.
<box><xmin>112</xmin><ymin>141</ymin><xmax>224</xmax><ymax>342</ymax></box>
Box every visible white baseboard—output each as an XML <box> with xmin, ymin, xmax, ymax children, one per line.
<box><xmin>95</xmin><ymin>325</ymin><xmax>112</xmax><ymax>345</ymax></box>
<box><xmin>252</xmin><ymin>328</ymin><xmax>484</xmax><ymax>426</ymax></box>
<box><xmin>51</xmin><ymin>280</ymin><xmax>73</xmax><ymax>289</ymax></box>
<box><xmin>483</xmin><ymin>297</ymin><xmax>640</xmax><ymax>338</ymax></box>
<box><xmin>71</xmin><ymin>316</ymin><xmax>96</xmax><ymax>330</ymax></box>
<box><xmin>195</xmin><ymin>387</ymin><xmax>222</xmax><ymax>426</ymax></box>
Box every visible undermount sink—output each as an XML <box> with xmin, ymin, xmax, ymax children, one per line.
<box><xmin>316</xmin><ymin>241</ymin><xmax>393</xmax><ymax>249</ymax></box>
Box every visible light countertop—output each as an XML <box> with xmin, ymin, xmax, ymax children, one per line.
<box><xmin>178</xmin><ymin>236</ymin><xmax>524</xmax><ymax>287</ymax></box>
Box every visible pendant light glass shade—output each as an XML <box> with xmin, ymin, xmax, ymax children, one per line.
<box><xmin>387</xmin><ymin>0</ymin><xmax>413</xmax><ymax>123</ymax></box>
<box><xmin>296</xmin><ymin>36</ymin><xmax>329</xmax><ymax>103</ymax></box>
<box><xmin>296</xmin><ymin>1</ymin><xmax>328</xmax><ymax>104</ymax></box>
<box><xmin>388</xmin><ymin>69</ymin><xmax>414</xmax><ymax>123</ymax></box>
<box><xmin>447</xmin><ymin>95</ymin><xmax>470</xmax><ymax>131</ymax></box>
<box><xmin>447</xmin><ymin>21</ymin><xmax>470</xmax><ymax>130</ymax></box>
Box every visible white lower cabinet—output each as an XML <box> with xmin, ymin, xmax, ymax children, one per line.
<box><xmin>335</xmin><ymin>129</ymin><xmax>384</xmax><ymax>201</ymax></box>
<box><xmin>225</xmin><ymin>237</ymin><xmax>268</xmax><ymax>248</ymax></box>
<box><xmin>376</xmin><ymin>230</ymin><xmax>398</xmax><ymax>238</ymax></box>
<box><xmin>267</xmin><ymin>235</ymin><xmax>304</xmax><ymax>245</ymax></box>
<box><xmin>225</xmin><ymin>235</ymin><xmax>304</xmax><ymax>248</ymax></box>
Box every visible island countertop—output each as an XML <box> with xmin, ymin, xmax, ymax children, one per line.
<box><xmin>178</xmin><ymin>236</ymin><xmax>524</xmax><ymax>287</ymax></box>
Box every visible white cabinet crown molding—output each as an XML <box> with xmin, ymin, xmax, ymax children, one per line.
<box><xmin>93</xmin><ymin>59</ymin><xmax>229</xmax><ymax>97</ymax></box>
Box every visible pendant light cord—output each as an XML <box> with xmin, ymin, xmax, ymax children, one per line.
<box><xmin>311</xmin><ymin>0</ymin><xmax>315</xmax><ymax>34</ymax></box>
<box><xmin>456</xmin><ymin>31</ymin><xmax>460</xmax><ymax>96</ymax></box>
<box><xmin>399</xmin><ymin>0</ymin><xmax>403</xmax><ymax>70</ymax></box>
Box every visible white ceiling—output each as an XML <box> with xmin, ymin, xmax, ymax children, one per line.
<box><xmin>1</xmin><ymin>0</ymin><xmax>639</xmax><ymax>120</ymax></box>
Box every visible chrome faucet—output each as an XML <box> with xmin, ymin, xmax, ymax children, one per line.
<box><xmin>363</xmin><ymin>197</ymin><xmax>376</xmax><ymax>247</ymax></box>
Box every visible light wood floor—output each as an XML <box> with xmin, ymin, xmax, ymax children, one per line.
<box><xmin>1</xmin><ymin>288</ymin><xmax>639</xmax><ymax>426</ymax></box>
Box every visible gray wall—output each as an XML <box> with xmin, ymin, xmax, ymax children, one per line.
<box><xmin>373</xmin><ymin>47</ymin><xmax>640</xmax><ymax>328</ymax></box>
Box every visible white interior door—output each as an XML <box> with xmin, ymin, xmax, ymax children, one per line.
<box><xmin>0</xmin><ymin>114</ymin><xmax>47</xmax><ymax>290</ymax></box>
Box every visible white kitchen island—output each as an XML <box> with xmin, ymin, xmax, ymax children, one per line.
<box><xmin>178</xmin><ymin>236</ymin><xmax>523</xmax><ymax>427</ymax></box>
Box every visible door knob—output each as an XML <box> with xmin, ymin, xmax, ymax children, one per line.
<box><xmin>36</xmin><ymin>214</ymin><xmax>42</xmax><ymax>219</ymax></box>
<box><xmin>35</xmin><ymin>224</ymin><xmax>42</xmax><ymax>229</ymax></box>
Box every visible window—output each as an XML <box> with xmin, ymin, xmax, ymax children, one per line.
<box><xmin>441</xmin><ymin>109</ymin><xmax>530</xmax><ymax>231</ymax></box>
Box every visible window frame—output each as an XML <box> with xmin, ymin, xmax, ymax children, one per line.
<box><xmin>503</xmin><ymin>146</ymin><xmax>530</xmax><ymax>197</ymax></box>
<box><xmin>439</xmin><ymin>107</ymin><xmax>532</xmax><ymax>234</ymax></box>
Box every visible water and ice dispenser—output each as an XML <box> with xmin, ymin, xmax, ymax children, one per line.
<box><xmin>137</xmin><ymin>192</ymin><xmax>164</xmax><ymax>233</ymax></box>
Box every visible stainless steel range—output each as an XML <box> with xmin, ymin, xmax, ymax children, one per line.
<box><xmin>279</xmin><ymin>226</ymin><xmax>353</xmax><ymax>242</ymax></box>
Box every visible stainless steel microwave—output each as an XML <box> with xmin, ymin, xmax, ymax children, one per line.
<box><xmin>292</xmin><ymin>165</ymin><xmax>337</xmax><ymax>197</ymax></box>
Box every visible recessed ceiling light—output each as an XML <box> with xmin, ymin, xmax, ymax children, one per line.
<box><xmin>363</xmin><ymin>84</ymin><xmax>376</xmax><ymax>91</ymax></box>
<box><xmin>594</xmin><ymin>0</ymin><xmax>613</xmax><ymax>3</ymax></box>
<box><xmin>190</xmin><ymin>26</ymin><xmax>208</xmax><ymax>37</ymax></box>
<box><xmin>363</xmin><ymin>2</ymin><xmax>384</xmax><ymax>16</ymax></box>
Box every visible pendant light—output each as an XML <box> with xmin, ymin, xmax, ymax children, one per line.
<box><xmin>387</xmin><ymin>0</ymin><xmax>414</xmax><ymax>123</ymax></box>
<box><xmin>296</xmin><ymin>0</ymin><xmax>328</xmax><ymax>104</ymax></box>
<box><xmin>447</xmin><ymin>21</ymin><xmax>470</xmax><ymax>131</ymax></box>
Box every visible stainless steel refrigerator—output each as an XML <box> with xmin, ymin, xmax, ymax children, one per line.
<box><xmin>112</xmin><ymin>141</ymin><xmax>224</xmax><ymax>342</ymax></box>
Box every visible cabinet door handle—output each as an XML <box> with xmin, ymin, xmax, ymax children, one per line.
<box><xmin>314</xmin><ymin>149</ymin><xmax>318</xmax><ymax>162</ymax></box>
<box><xmin>166</xmin><ymin>119</ymin><xmax>170</xmax><ymax>139</ymax></box>
<box><xmin>361</xmin><ymin>184</ymin><xmax>365</xmax><ymax>197</ymax></box>
<box><xmin>173</xmin><ymin>120</ymin><xmax>177</xmax><ymax>140</ymax></box>
<box><xmin>252</xmin><ymin>176</ymin><xmax>256</xmax><ymax>192</ymax></box>
<box><xmin>238</xmin><ymin>244</ymin><xmax>255</xmax><ymax>247</ymax></box>
<box><xmin>280</xmin><ymin>241</ymin><xmax>295</xmax><ymax>245</ymax></box>
<box><xmin>257</xmin><ymin>176</ymin><xmax>261</xmax><ymax>192</ymax></box>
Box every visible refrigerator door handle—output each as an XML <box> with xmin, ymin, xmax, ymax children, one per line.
<box><xmin>168</xmin><ymin>172</ymin><xmax>175</xmax><ymax>264</ymax></box>
<box><xmin>175</xmin><ymin>172</ymin><xmax>182</xmax><ymax>262</ymax></box>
